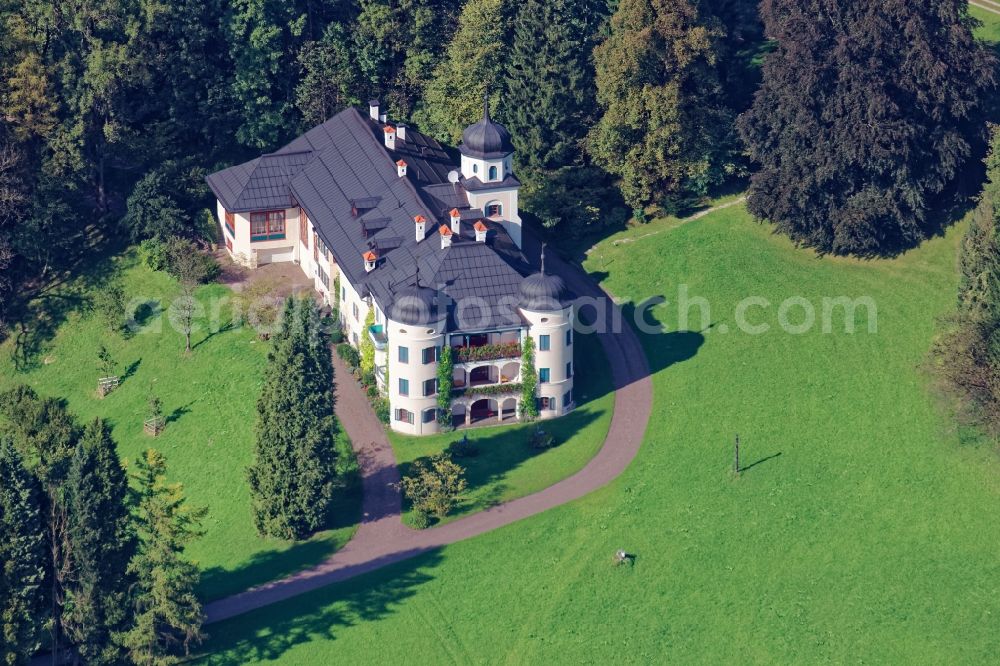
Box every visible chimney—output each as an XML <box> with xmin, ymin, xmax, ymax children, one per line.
<box><xmin>383</xmin><ymin>126</ymin><xmax>396</xmax><ymax>150</ymax></box>
<box><xmin>363</xmin><ymin>250</ymin><xmax>377</xmax><ymax>272</ymax></box>
<box><xmin>474</xmin><ymin>220</ymin><xmax>488</xmax><ymax>243</ymax></box>
<box><xmin>414</xmin><ymin>214</ymin><xmax>426</xmax><ymax>241</ymax></box>
<box><xmin>439</xmin><ymin>224</ymin><xmax>453</xmax><ymax>249</ymax></box>
<box><xmin>396</xmin><ymin>122</ymin><xmax>407</xmax><ymax>141</ymax></box>
<box><xmin>449</xmin><ymin>208</ymin><xmax>461</xmax><ymax>234</ymax></box>
<box><xmin>368</xmin><ymin>99</ymin><xmax>380</xmax><ymax>121</ymax></box>
<box><xmin>397</xmin><ymin>159</ymin><xmax>408</xmax><ymax>177</ymax></box>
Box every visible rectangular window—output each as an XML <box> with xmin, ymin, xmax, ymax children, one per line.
<box><xmin>353</xmin><ymin>303</ymin><xmax>359</xmax><ymax>320</ymax></box>
<box><xmin>394</xmin><ymin>408</ymin><xmax>414</xmax><ymax>424</ymax></box>
<box><xmin>566</xmin><ymin>362</ymin><xmax>572</xmax><ymax>379</ymax></box>
<box><xmin>299</xmin><ymin>210</ymin><xmax>308</xmax><ymax>248</ymax></box>
<box><xmin>398</xmin><ymin>346</ymin><xmax>409</xmax><ymax>364</ymax></box>
<box><xmin>316</xmin><ymin>264</ymin><xmax>330</xmax><ymax>289</ymax></box>
<box><xmin>539</xmin><ymin>368</ymin><xmax>550</xmax><ymax>383</ymax></box>
<box><xmin>313</xmin><ymin>233</ymin><xmax>318</xmax><ymax>262</ymax></box>
<box><xmin>250</xmin><ymin>210</ymin><xmax>286</xmax><ymax>241</ymax></box>
<box><xmin>422</xmin><ymin>408</ymin><xmax>436</xmax><ymax>424</ymax></box>
<box><xmin>399</xmin><ymin>378</ymin><xmax>409</xmax><ymax>396</ymax></box>
<box><xmin>423</xmin><ymin>378</ymin><xmax>437</xmax><ymax>397</ymax></box>
<box><xmin>566</xmin><ymin>330</ymin><xmax>572</xmax><ymax>346</ymax></box>
<box><xmin>539</xmin><ymin>396</ymin><xmax>551</xmax><ymax>410</ymax></box>
<box><xmin>342</xmin><ymin>286</ymin><xmax>346</xmax><ymax>301</ymax></box>
<box><xmin>539</xmin><ymin>335</ymin><xmax>550</xmax><ymax>351</ymax></box>
<box><xmin>224</xmin><ymin>211</ymin><xmax>235</xmax><ymax>237</ymax></box>
<box><xmin>563</xmin><ymin>390</ymin><xmax>573</xmax><ymax>408</ymax></box>
<box><xmin>422</xmin><ymin>346</ymin><xmax>438</xmax><ymax>364</ymax></box>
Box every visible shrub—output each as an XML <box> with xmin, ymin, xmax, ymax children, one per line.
<box><xmin>138</xmin><ymin>238</ymin><xmax>169</xmax><ymax>271</ymax></box>
<box><xmin>337</xmin><ymin>343</ymin><xmax>360</xmax><ymax>368</ymax></box>
<box><xmin>372</xmin><ymin>397</ymin><xmax>390</xmax><ymax>424</ymax></box>
<box><xmin>365</xmin><ymin>384</ymin><xmax>379</xmax><ymax>400</ymax></box>
<box><xmin>329</xmin><ymin>327</ymin><xmax>344</xmax><ymax>344</ymax></box>
<box><xmin>93</xmin><ymin>281</ymin><xmax>128</xmax><ymax>334</ymax></box>
<box><xmin>411</xmin><ymin>509</ymin><xmax>431</xmax><ymax>529</ymax></box>
<box><xmin>528</xmin><ymin>426</ymin><xmax>555</xmax><ymax>450</ymax></box>
<box><xmin>447</xmin><ymin>435</ymin><xmax>479</xmax><ymax>458</ymax></box>
<box><xmin>399</xmin><ymin>453</ymin><xmax>468</xmax><ymax>519</ymax></box>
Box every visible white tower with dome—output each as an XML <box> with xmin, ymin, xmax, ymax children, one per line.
<box><xmin>459</xmin><ymin>95</ymin><xmax>523</xmax><ymax>248</ymax></box>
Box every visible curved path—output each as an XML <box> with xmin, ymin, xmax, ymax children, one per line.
<box><xmin>204</xmin><ymin>236</ymin><xmax>653</xmax><ymax>623</ymax></box>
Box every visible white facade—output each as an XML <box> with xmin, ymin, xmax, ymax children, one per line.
<box><xmin>212</xmin><ymin>101</ymin><xmax>573</xmax><ymax>435</ymax></box>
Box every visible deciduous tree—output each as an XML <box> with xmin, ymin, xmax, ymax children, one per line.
<box><xmin>413</xmin><ymin>0</ymin><xmax>509</xmax><ymax>143</ymax></box>
<box><xmin>738</xmin><ymin>0</ymin><xmax>996</xmax><ymax>255</ymax></box>
<box><xmin>591</xmin><ymin>0</ymin><xmax>735</xmax><ymax>210</ymax></box>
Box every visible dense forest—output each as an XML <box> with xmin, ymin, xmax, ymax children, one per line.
<box><xmin>2</xmin><ymin>1</ymin><xmax>1000</xmax><ymax>663</ymax></box>
<box><xmin>0</xmin><ymin>0</ymin><xmax>993</xmax><ymax>326</ymax></box>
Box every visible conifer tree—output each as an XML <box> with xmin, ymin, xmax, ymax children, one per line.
<box><xmin>0</xmin><ymin>441</ymin><xmax>48</xmax><ymax>666</ymax></box>
<box><xmin>248</xmin><ymin>297</ymin><xmax>339</xmax><ymax>539</ymax></box>
<box><xmin>590</xmin><ymin>0</ymin><xmax>735</xmax><ymax>210</ymax></box>
<box><xmin>503</xmin><ymin>0</ymin><xmax>606</xmax><ymax>171</ymax></box>
<box><xmin>118</xmin><ymin>449</ymin><xmax>206</xmax><ymax>664</ymax></box>
<box><xmin>63</xmin><ymin>419</ymin><xmax>134</xmax><ymax>665</ymax></box>
<box><xmin>738</xmin><ymin>0</ymin><xmax>996</xmax><ymax>256</ymax></box>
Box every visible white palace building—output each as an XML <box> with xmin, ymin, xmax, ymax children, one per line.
<box><xmin>207</xmin><ymin>98</ymin><xmax>575</xmax><ymax>435</ymax></box>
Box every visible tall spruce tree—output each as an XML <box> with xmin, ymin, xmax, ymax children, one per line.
<box><xmin>0</xmin><ymin>441</ymin><xmax>48</xmax><ymax>666</ymax></box>
<box><xmin>503</xmin><ymin>0</ymin><xmax>606</xmax><ymax>171</ymax></box>
<box><xmin>590</xmin><ymin>0</ymin><xmax>735</xmax><ymax>210</ymax></box>
<box><xmin>738</xmin><ymin>0</ymin><xmax>996</xmax><ymax>256</ymax></box>
<box><xmin>247</xmin><ymin>297</ymin><xmax>339</xmax><ymax>539</ymax></box>
<box><xmin>118</xmin><ymin>449</ymin><xmax>206</xmax><ymax>664</ymax></box>
<box><xmin>0</xmin><ymin>385</ymin><xmax>78</xmax><ymax>656</ymax></box>
<box><xmin>63</xmin><ymin>419</ymin><xmax>133</xmax><ymax>665</ymax></box>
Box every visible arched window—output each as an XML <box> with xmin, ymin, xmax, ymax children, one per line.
<box><xmin>473</xmin><ymin>163</ymin><xmax>478</xmax><ymax>174</ymax></box>
<box><xmin>486</xmin><ymin>202</ymin><xmax>502</xmax><ymax>218</ymax></box>
<box><xmin>488</xmin><ymin>165</ymin><xmax>498</xmax><ymax>181</ymax></box>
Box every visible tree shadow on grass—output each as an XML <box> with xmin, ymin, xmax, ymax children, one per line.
<box><xmin>197</xmin><ymin>548</ymin><xmax>445</xmax><ymax>664</ymax></box>
<box><xmin>198</xmin><ymin>473</ymin><xmax>364</xmax><ymax>601</ymax></box>
<box><xmin>618</xmin><ymin>301</ymin><xmax>705</xmax><ymax>378</ymax></box>
<box><xmin>401</xmin><ymin>407</ymin><xmax>607</xmax><ymax>523</ymax></box>
<box><xmin>7</xmin><ymin>248</ymin><xmax>123</xmax><ymax>371</ymax></box>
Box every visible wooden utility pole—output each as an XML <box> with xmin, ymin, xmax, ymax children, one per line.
<box><xmin>734</xmin><ymin>434</ymin><xmax>740</xmax><ymax>475</ymax></box>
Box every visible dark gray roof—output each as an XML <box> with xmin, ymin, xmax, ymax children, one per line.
<box><xmin>519</xmin><ymin>246</ymin><xmax>575</xmax><ymax>311</ymax></box>
<box><xmin>461</xmin><ymin>173</ymin><xmax>522</xmax><ymax>192</ymax></box>
<box><xmin>207</xmin><ymin>105</ymin><xmax>539</xmax><ymax>333</ymax></box>
<box><xmin>459</xmin><ymin>97</ymin><xmax>514</xmax><ymax>160</ymax></box>
<box><xmin>206</xmin><ymin>151</ymin><xmax>312</xmax><ymax>212</ymax></box>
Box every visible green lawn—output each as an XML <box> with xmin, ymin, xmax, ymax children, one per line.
<box><xmin>972</xmin><ymin>4</ymin><xmax>1000</xmax><ymax>43</ymax></box>
<box><xmin>196</xmin><ymin>202</ymin><xmax>1000</xmax><ymax>663</ymax></box>
<box><xmin>0</xmin><ymin>253</ymin><xmax>360</xmax><ymax>601</ymax></box>
<box><xmin>389</xmin><ymin>330</ymin><xmax>613</xmax><ymax>527</ymax></box>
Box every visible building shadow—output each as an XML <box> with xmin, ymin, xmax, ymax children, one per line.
<box><xmin>197</xmin><ymin>548</ymin><xmax>445</xmax><ymax>664</ymax></box>
<box><xmin>398</xmin><ymin>407</ymin><xmax>605</xmax><ymax>523</ymax></box>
